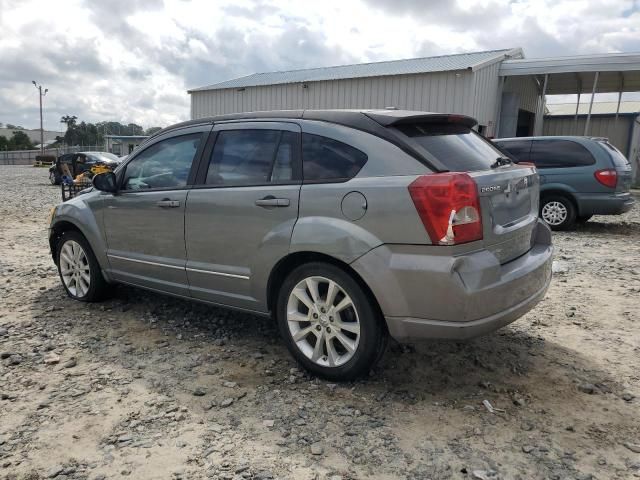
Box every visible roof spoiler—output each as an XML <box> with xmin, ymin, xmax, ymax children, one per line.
<box><xmin>364</xmin><ymin>112</ymin><xmax>478</xmax><ymax>129</ymax></box>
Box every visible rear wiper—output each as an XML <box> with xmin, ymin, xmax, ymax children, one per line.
<box><xmin>490</xmin><ymin>156</ymin><xmax>513</xmax><ymax>168</ymax></box>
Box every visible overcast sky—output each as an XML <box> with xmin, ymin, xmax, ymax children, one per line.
<box><xmin>0</xmin><ymin>0</ymin><xmax>638</xmax><ymax>131</ymax></box>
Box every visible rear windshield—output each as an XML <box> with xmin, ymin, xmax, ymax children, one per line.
<box><xmin>395</xmin><ymin>123</ymin><xmax>502</xmax><ymax>171</ymax></box>
<box><xmin>598</xmin><ymin>141</ymin><xmax>630</xmax><ymax>168</ymax></box>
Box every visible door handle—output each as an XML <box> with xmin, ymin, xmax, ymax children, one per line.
<box><xmin>255</xmin><ymin>196</ymin><xmax>290</xmax><ymax>208</ymax></box>
<box><xmin>156</xmin><ymin>199</ymin><xmax>180</xmax><ymax>208</ymax></box>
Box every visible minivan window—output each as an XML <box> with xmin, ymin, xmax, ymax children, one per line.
<box><xmin>396</xmin><ymin>123</ymin><xmax>503</xmax><ymax>171</ymax></box>
<box><xmin>122</xmin><ymin>133</ymin><xmax>201</xmax><ymax>190</ymax></box>
<box><xmin>495</xmin><ymin>140</ymin><xmax>532</xmax><ymax>162</ymax></box>
<box><xmin>598</xmin><ymin>141</ymin><xmax>631</xmax><ymax>168</ymax></box>
<box><xmin>302</xmin><ymin>133</ymin><xmax>368</xmax><ymax>182</ymax></box>
<box><xmin>529</xmin><ymin>140</ymin><xmax>595</xmax><ymax>168</ymax></box>
<box><xmin>206</xmin><ymin>130</ymin><xmax>296</xmax><ymax>185</ymax></box>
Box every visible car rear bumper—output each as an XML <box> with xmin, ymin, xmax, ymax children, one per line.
<box><xmin>350</xmin><ymin>219</ymin><xmax>553</xmax><ymax>342</ymax></box>
<box><xmin>575</xmin><ymin>192</ymin><xmax>635</xmax><ymax>216</ymax></box>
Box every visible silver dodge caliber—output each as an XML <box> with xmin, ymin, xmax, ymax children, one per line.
<box><xmin>49</xmin><ymin>110</ymin><xmax>553</xmax><ymax>380</ymax></box>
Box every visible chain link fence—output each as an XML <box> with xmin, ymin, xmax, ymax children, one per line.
<box><xmin>0</xmin><ymin>146</ymin><xmax>105</xmax><ymax>165</ymax></box>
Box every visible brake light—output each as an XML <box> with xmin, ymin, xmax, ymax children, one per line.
<box><xmin>594</xmin><ymin>169</ymin><xmax>617</xmax><ymax>188</ymax></box>
<box><xmin>408</xmin><ymin>173</ymin><xmax>483</xmax><ymax>245</ymax></box>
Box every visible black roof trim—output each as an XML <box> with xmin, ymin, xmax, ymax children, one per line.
<box><xmin>150</xmin><ymin>110</ymin><xmax>481</xmax><ymax>172</ymax></box>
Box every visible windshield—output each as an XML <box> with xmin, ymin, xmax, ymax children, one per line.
<box><xmin>395</xmin><ymin>123</ymin><xmax>503</xmax><ymax>171</ymax></box>
<box><xmin>86</xmin><ymin>152</ymin><xmax>120</xmax><ymax>163</ymax></box>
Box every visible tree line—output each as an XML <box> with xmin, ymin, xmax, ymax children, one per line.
<box><xmin>58</xmin><ymin>116</ymin><xmax>163</xmax><ymax>147</ymax></box>
<box><xmin>0</xmin><ymin>117</ymin><xmax>163</xmax><ymax>150</ymax></box>
<box><xmin>0</xmin><ymin>131</ymin><xmax>34</xmax><ymax>151</ymax></box>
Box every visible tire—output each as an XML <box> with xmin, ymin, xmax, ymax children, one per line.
<box><xmin>576</xmin><ymin>215</ymin><xmax>592</xmax><ymax>224</ymax></box>
<box><xmin>540</xmin><ymin>195</ymin><xmax>576</xmax><ymax>231</ymax></box>
<box><xmin>49</xmin><ymin>171</ymin><xmax>60</xmax><ymax>185</ymax></box>
<box><xmin>276</xmin><ymin>262</ymin><xmax>386</xmax><ymax>381</ymax></box>
<box><xmin>55</xmin><ymin>230</ymin><xmax>111</xmax><ymax>302</ymax></box>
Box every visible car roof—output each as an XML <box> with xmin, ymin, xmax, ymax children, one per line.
<box><xmin>153</xmin><ymin>109</ymin><xmax>477</xmax><ymax>137</ymax></box>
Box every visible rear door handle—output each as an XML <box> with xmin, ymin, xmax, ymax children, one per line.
<box><xmin>255</xmin><ymin>196</ymin><xmax>290</xmax><ymax>208</ymax></box>
<box><xmin>156</xmin><ymin>199</ymin><xmax>180</xmax><ymax>208</ymax></box>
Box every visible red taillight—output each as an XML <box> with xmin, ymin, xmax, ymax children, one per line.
<box><xmin>408</xmin><ymin>173</ymin><xmax>483</xmax><ymax>245</ymax></box>
<box><xmin>594</xmin><ymin>169</ymin><xmax>617</xmax><ymax>188</ymax></box>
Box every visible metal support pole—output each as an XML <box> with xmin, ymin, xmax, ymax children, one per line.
<box><xmin>615</xmin><ymin>73</ymin><xmax>624</xmax><ymax>126</ymax></box>
<box><xmin>494</xmin><ymin>76</ymin><xmax>506</xmax><ymax>138</ymax></box>
<box><xmin>534</xmin><ymin>74</ymin><xmax>548</xmax><ymax>136</ymax></box>
<box><xmin>584</xmin><ymin>71</ymin><xmax>599</xmax><ymax>136</ymax></box>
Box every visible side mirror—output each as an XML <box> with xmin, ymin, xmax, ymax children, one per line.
<box><xmin>92</xmin><ymin>172</ymin><xmax>117</xmax><ymax>193</ymax></box>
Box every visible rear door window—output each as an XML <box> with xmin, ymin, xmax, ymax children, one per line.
<box><xmin>205</xmin><ymin>130</ymin><xmax>297</xmax><ymax>186</ymax></box>
<box><xmin>529</xmin><ymin>140</ymin><xmax>595</xmax><ymax>168</ymax></box>
<box><xmin>395</xmin><ymin>123</ymin><xmax>503</xmax><ymax>171</ymax></box>
<box><xmin>495</xmin><ymin>140</ymin><xmax>532</xmax><ymax>162</ymax></box>
<box><xmin>302</xmin><ymin>133</ymin><xmax>368</xmax><ymax>182</ymax></box>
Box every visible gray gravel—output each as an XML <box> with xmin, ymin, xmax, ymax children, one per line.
<box><xmin>1</xmin><ymin>165</ymin><xmax>639</xmax><ymax>479</ymax></box>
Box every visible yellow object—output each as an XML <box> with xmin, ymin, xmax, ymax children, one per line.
<box><xmin>91</xmin><ymin>164</ymin><xmax>111</xmax><ymax>175</ymax></box>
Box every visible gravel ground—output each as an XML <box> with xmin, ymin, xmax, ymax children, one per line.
<box><xmin>1</xmin><ymin>165</ymin><xmax>639</xmax><ymax>480</ymax></box>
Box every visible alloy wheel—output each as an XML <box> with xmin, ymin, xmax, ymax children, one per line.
<box><xmin>286</xmin><ymin>276</ymin><xmax>361</xmax><ymax>368</ymax></box>
<box><xmin>541</xmin><ymin>201</ymin><xmax>568</xmax><ymax>226</ymax></box>
<box><xmin>59</xmin><ymin>240</ymin><xmax>91</xmax><ymax>297</ymax></box>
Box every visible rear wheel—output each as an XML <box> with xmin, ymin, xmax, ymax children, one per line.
<box><xmin>276</xmin><ymin>262</ymin><xmax>386</xmax><ymax>381</ymax></box>
<box><xmin>56</xmin><ymin>231</ymin><xmax>111</xmax><ymax>302</ymax></box>
<box><xmin>540</xmin><ymin>195</ymin><xmax>576</xmax><ymax>231</ymax></box>
<box><xmin>49</xmin><ymin>171</ymin><xmax>59</xmax><ymax>185</ymax></box>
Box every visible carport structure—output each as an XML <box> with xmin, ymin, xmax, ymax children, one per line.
<box><xmin>498</xmin><ymin>52</ymin><xmax>640</xmax><ymax>137</ymax></box>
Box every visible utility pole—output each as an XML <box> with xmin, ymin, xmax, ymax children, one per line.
<box><xmin>32</xmin><ymin>81</ymin><xmax>48</xmax><ymax>156</ymax></box>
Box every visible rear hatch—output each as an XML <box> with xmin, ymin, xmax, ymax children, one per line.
<box><xmin>387</xmin><ymin>117</ymin><xmax>539</xmax><ymax>264</ymax></box>
<box><xmin>596</xmin><ymin>140</ymin><xmax>633</xmax><ymax>192</ymax></box>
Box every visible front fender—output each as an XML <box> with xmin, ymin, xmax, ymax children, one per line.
<box><xmin>50</xmin><ymin>193</ymin><xmax>109</xmax><ymax>273</ymax></box>
<box><xmin>290</xmin><ymin>216</ymin><xmax>382</xmax><ymax>263</ymax></box>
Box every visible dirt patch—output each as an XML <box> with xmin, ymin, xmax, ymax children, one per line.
<box><xmin>1</xmin><ymin>166</ymin><xmax>639</xmax><ymax>479</ymax></box>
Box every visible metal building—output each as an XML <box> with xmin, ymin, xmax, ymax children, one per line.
<box><xmin>188</xmin><ymin>49</ymin><xmax>640</xmax><ymax>182</ymax></box>
<box><xmin>544</xmin><ymin>102</ymin><xmax>640</xmax><ymax>158</ymax></box>
<box><xmin>189</xmin><ymin>48</ymin><xmax>525</xmax><ymax>137</ymax></box>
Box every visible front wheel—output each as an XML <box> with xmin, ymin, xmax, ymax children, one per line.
<box><xmin>56</xmin><ymin>231</ymin><xmax>111</xmax><ymax>302</ymax></box>
<box><xmin>49</xmin><ymin>171</ymin><xmax>59</xmax><ymax>185</ymax></box>
<box><xmin>540</xmin><ymin>195</ymin><xmax>576</xmax><ymax>231</ymax></box>
<box><xmin>276</xmin><ymin>262</ymin><xmax>386</xmax><ymax>381</ymax></box>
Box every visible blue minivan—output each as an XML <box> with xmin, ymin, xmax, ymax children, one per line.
<box><xmin>494</xmin><ymin>136</ymin><xmax>634</xmax><ymax>230</ymax></box>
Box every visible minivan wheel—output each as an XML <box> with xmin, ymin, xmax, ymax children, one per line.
<box><xmin>276</xmin><ymin>262</ymin><xmax>385</xmax><ymax>381</ymax></box>
<box><xmin>56</xmin><ymin>231</ymin><xmax>111</xmax><ymax>302</ymax></box>
<box><xmin>49</xmin><ymin>171</ymin><xmax>59</xmax><ymax>185</ymax></box>
<box><xmin>540</xmin><ymin>196</ymin><xmax>576</xmax><ymax>231</ymax></box>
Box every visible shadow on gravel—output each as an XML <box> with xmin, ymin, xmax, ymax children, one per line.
<box><xmin>28</xmin><ymin>283</ymin><xmax>618</xmax><ymax>409</ymax></box>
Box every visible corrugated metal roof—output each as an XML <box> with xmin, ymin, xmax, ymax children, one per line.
<box><xmin>189</xmin><ymin>48</ymin><xmax>522</xmax><ymax>92</ymax></box>
<box><xmin>499</xmin><ymin>52</ymin><xmax>640</xmax><ymax>76</ymax></box>
<box><xmin>546</xmin><ymin>101</ymin><xmax>640</xmax><ymax>116</ymax></box>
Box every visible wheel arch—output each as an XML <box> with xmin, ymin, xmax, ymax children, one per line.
<box><xmin>49</xmin><ymin>220</ymin><xmax>85</xmax><ymax>263</ymax></box>
<box><xmin>540</xmin><ymin>188</ymin><xmax>578</xmax><ymax>211</ymax></box>
<box><xmin>266</xmin><ymin>251</ymin><xmax>387</xmax><ymax>332</ymax></box>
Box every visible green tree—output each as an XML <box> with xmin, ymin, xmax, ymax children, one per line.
<box><xmin>145</xmin><ymin>126</ymin><xmax>162</xmax><ymax>135</ymax></box>
<box><xmin>8</xmin><ymin>131</ymin><xmax>34</xmax><ymax>150</ymax></box>
<box><xmin>0</xmin><ymin>135</ymin><xmax>8</xmax><ymax>150</ymax></box>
